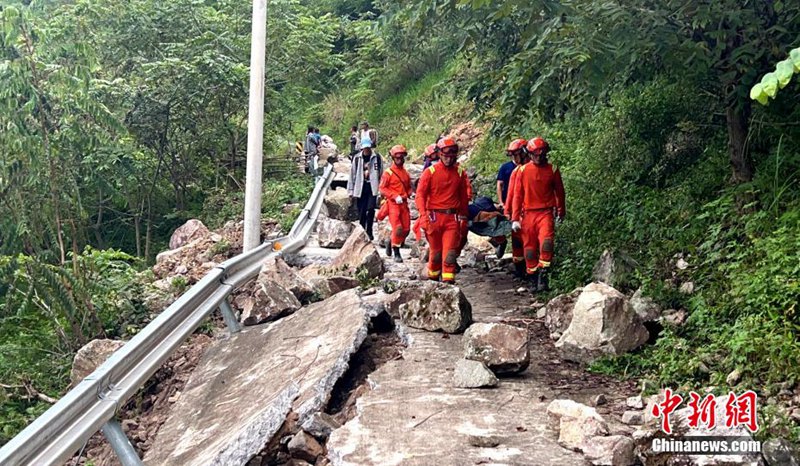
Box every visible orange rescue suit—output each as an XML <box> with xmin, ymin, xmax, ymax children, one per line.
<box><xmin>504</xmin><ymin>165</ymin><xmax>525</xmax><ymax>264</ymax></box>
<box><xmin>511</xmin><ymin>162</ymin><xmax>566</xmax><ymax>273</ymax></box>
<box><xmin>379</xmin><ymin>164</ymin><xmax>412</xmax><ymax>247</ymax></box>
<box><xmin>416</xmin><ymin>162</ymin><xmax>470</xmax><ymax>282</ymax></box>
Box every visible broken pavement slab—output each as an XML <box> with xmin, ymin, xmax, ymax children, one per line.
<box><xmin>326</xmin><ymin>325</ymin><xmax>586</xmax><ymax>465</ymax></box>
<box><xmin>145</xmin><ymin>289</ymin><xmax>383</xmax><ymax>466</ymax></box>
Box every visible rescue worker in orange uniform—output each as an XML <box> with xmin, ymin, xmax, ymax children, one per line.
<box><xmin>503</xmin><ymin>138</ymin><xmax>529</xmax><ymax>277</ymax></box>
<box><xmin>511</xmin><ymin>137</ymin><xmax>565</xmax><ymax>291</ymax></box>
<box><xmin>379</xmin><ymin>145</ymin><xmax>413</xmax><ymax>262</ymax></box>
<box><xmin>416</xmin><ymin>137</ymin><xmax>470</xmax><ymax>284</ymax></box>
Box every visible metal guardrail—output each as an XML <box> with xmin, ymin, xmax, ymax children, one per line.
<box><xmin>0</xmin><ymin>165</ymin><xmax>334</xmax><ymax>466</ymax></box>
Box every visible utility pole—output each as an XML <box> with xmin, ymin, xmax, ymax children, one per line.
<box><xmin>243</xmin><ymin>0</ymin><xmax>267</xmax><ymax>252</ymax></box>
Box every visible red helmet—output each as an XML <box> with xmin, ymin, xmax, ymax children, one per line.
<box><xmin>436</xmin><ymin>137</ymin><xmax>458</xmax><ymax>153</ymax></box>
<box><xmin>389</xmin><ymin>144</ymin><xmax>407</xmax><ymax>157</ymax></box>
<box><xmin>424</xmin><ymin>143</ymin><xmax>439</xmax><ymax>157</ymax></box>
<box><xmin>506</xmin><ymin>138</ymin><xmax>528</xmax><ymax>153</ymax></box>
<box><xmin>526</xmin><ymin>137</ymin><xmax>549</xmax><ymax>154</ymax></box>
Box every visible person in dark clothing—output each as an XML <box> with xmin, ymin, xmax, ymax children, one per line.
<box><xmin>349</xmin><ymin>125</ymin><xmax>359</xmax><ymax>157</ymax></box>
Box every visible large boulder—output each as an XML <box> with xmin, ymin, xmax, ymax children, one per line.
<box><xmin>259</xmin><ymin>256</ymin><xmax>316</xmax><ymax>304</ymax></box>
<box><xmin>386</xmin><ymin>281</ymin><xmax>472</xmax><ymax>333</ymax></box>
<box><xmin>544</xmin><ymin>287</ymin><xmax>583</xmax><ymax>336</ymax></box>
<box><xmin>763</xmin><ymin>439</ymin><xmax>799</xmax><ymax>466</ymax></box>
<box><xmin>169</xmin><ymin>219</ymin><xmax>210</xmax><ymax>250</ymax></box>
<box><xmin>316</xmin><ymin>218</ymin><xmax>355</xmax><ymax>249</ymax></box>
<box><xmin>592</xmin><ymin>249</ymin><xmax>637</xmax><ymax>289</ymax></box>
<box><xmin>323</xmin><ymin>188</ymin><xmax>357</xmax><ymax>221</ymax></box>
<box><xmin>547</xmin><ymin>399</ymin><xmax>610</xmax><ymax>452</ymax></box>
<box><xmin>555</xmin><ymin>282</ymin><xmax>649</xmax><ymax>364</ymax></box>
<box><xmin>71</xmin><ymin>339</ymin><xmax>125</xmax><ymax>384</ymax></box>
<box><xmin>464</xmin><ymin>323</ymin><xmax>530</xmax><ymax>375</ymax></box>
<box><xmin>298</xmin><ymin>265</ymin><xmax>359</xmax><ymax>299</ymax></box>
<box><xmin>239</xmin><ymin>279</ymin><xmax>301</xmax><ymax>326</ymax></box>
<box><xmin>326</xmin><ymin>226</ymin><xmax>385</xmax><ymax>280</ymax></box>
<box><xmin>633</xmin><ymin>394</ymin><xmax>764</xmax><ymax>465</ymax></box>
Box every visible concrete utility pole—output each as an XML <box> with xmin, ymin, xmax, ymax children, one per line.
<box><xmin>243</xmin><ymin>0</ymin><xmax>268</xmax><ymax>252</ymax></box>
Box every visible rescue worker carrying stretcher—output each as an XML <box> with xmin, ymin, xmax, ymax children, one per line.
<box><xmin>511</xmin><ymin>137</ymin><xmax>565</xmax><ymax>292</ymax></box>
<box><xmin>379</xmin><ymin>145</ymin><xmax>412</xmax><ymax>263</ymax></box>
<box><xmin>416</xmin><ymin>137</ymin><xmax>470</xmax><ymax>284</ymax></box>
<box><xmin>503</xmin><ymin>138</ymin><xmax>530</xmax><ymax>277</ymax></box>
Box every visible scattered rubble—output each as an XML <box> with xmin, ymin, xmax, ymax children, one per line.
<box><xmin>169</xmin><ymin>219</ymin><xmax>211</xmax><ymax>250</ymax></box>
<box><xmin>547</xmin><ymin>399</ymin><xmax>610</xmax><ymax>451</ymax></box>
<box><xmin>762</xmin><ymin>438</ymin><xmax>799</xmax><ymax>466</ymax></box>
<box><xmin>583</xmin><ymin>435</ymin><xmax>636</xmax><ymax>466</ymax></box>
<box><xmin>259</xmin><ymin>256</ymin><xmax>316</xmax><ymax>304</ymax></box>
<box><xmin>287</xmin><ymin>431</ymin><xmax>323</xmax><ymax>463</ymax></box>
<box><xmin>464</xmin><ymin>322</ymin><xmax>530</xmax><ymax>375</ymax></box>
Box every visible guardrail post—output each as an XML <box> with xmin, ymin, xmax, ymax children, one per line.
<box><xmin>219</xmin><ymin>297</ymin><xmax>241</xmax><ymax>334</ymax></box>
<box><xmin>101</xmin><ymin>419</ymin><xmax>144</xmax><ymax>466</ymax></box>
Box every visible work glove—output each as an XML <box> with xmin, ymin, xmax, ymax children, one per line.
<box><xmin>555</xmin><ymin>216</ymin><xmax>564</xmax><ymax>226</ymax></box>
<box><xmin>512</xmin><ymin>221</ymin><xmax>522</xmax><ymax>232</ymax></box>
<box><xmin>395</xmin><ymin>196</ymin><xmax>404</xmax><ymax>204</ymax></box>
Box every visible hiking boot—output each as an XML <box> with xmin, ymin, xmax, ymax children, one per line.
<box><xmin>385</xmin><ymin>241</ymin><xmax>393</xmax><ymax>257</ymax></box>
<box><xmin>527</xmin><ymin>269</ymin><xmax>541</xmax><ymax>292</ymax></box>
<box><xmin>393</xmin><ymin>247</ymin><xmax>403</xmax><ymax>263</ymax></box>
<box><xmin>495</xmin><ymin>240</ymin><xmax>507</xmax><ymax>259</ymax></box>
<box><xmin>514</xmin><ymin>261</ymin><xmax>526</xmax><ymax>278</ymax></box>
<box><xmin>455</xmin><ymin>263</ymin><xmax>462</xmax><ymax>274</ymax></box>
<box><xmin>536</xmin><ymin>268</ymin><xmax>550</xmax><ymax>292</ymax></box>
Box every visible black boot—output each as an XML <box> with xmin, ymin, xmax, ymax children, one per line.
<box><xmin>495</xmin><ymin>240</ymin><xmax>507</xmax><ymax>259</ymax></box>
<box><xmin>393</xmin><ymin>247</ymin><xmax>403</xmax><ymax>263</ymax></box>
<box><xmin>536</xmin><ymin>268</ymin><xmax>550</xmax><ymax>292</ymax></box>
<box><xmin>527</xmin><ymin>269</ymin><xmax>540</xmax><ymax>292</ymax></box>
<box><xmin>385</xmin><ymin>241</ymin><xmax>393</xmax><ymax>257</ymax></box>
<box><xmin>514</xmin><ymin>261</ymin><xmax>526</xmax><ymax>278</ymax></box>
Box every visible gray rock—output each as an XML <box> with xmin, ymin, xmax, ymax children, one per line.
<box><xmin>726</xmin><ymin>368</ymin><xmax>742</xmax><ymax>386</ymax></box>
<box><xmin>464</xmin><ymin>323</ymin><xmax>530</xmax><ymax>375</ymax></box>
<box><xmin>763</xmin><ymin>438</ymin><xmax>799</xmax><ymax>466</ymax></box>
<box><xmin>661</xmin><ymin>308</ymin><xmax>688</xmax><ymax>327</ymax></box>
<box><xmin>468</xmin><ymin>434</ymin><xmax>503</xmax><ymax>448</ymax></box>
<box><xmin>593</xmin><ymin>394</ymin><xmax>608</xmax><ymax>406</ymax></box>
<box><xmin>621</xmin><ymin>411</ymin><xmax>644</xmax><ymax>425</ymax></box>
<box><xmin>547</xmin><ymin>399</ymin><xmax>609</xmax><ymax>451</ymax></box>
<box><xmin>626</xmin><ymin>395</ymin><xmax>644</xmax><ymax>409</ymax></box>
<box><xmin>386</xmin><ymin>281</ymin><xmax>472</xmax><ymax>333</ymax></box>
<box><xmin>555</xmin><ymin>282</ymin><xmax>649</xmax><ymax>364</ymax></box>
<box><xmin>583</xmin><ymin>435</ymin><xmax>636</xmax><ymax>466</ymax></box>
<box><xmin>592</xmin><ymin>249</ymin><xmax>637</xmax><ymax>288</ymax></box>
<box><xmin>70</xmin><ymin>339</ymin><xmax>125</xmax><ymax>385</ymax></box>
<box><xmin>240</xmin><ymin>280</ymin><xmax>301</xmax><ymax>326</ymax></box>
<box><xmin>288</xmin><ymin>431</ymin><xmax>323</xmax><ymax>463</ymax></box>
<box><xmin>259</xmin><ymin>256</ymin><xmax>316</xmax><ymax>304</ymax></box>
<box><xmin>680</xmin><ymin>281</ymin><xmax>695</xmax><ymax>294</ymax></box>
<box><xmin>630</xmin><ymin>288</ymin><xmax>661</xmax><ymax>322</ymax></box>
<box><xmin>168</xmin><ymin>219</ymin><xmax>210</xmax><ymax>250</ymax></box>
<box><xmin>301</xmin><ymin>412</ymin><xmax>341</xmax><ymax>440</ymax></box>
<box><xmin>306</xmin><ymin>275</ymin><xmax>360</xmax><ymax>299</ymax></box>
<box><xmin>453</xmin><ymin>359</ymin><xmax>499</xmax><ymax>388</ymax></box>
<box><xmin>322</xmin><ymin>188</ymin><xmax>357</xmax><ymax>221</ymax></box>
<box><xmin>544</xmin><ymin>287</ymin><xmax>582</xmax><ymax>335</ymax></box>
<box><xmin>326</xmin><ymin>225</ymin><xmax>385</xmax><ymax>280</ymax></box>
<box><xmin>316</xmin><ymin>218</ymin><xmax>355</xmax><ymax>248</ymax></box>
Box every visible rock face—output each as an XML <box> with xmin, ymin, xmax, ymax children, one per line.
<box><xmin>71</xmin><ymin>339</ymin><xmax>126</xmax><ymax>384</ymax></box>
<box><xmin>583</xmin><ymin>435</ymin><xmax>636</xmax><ymax>466</ymax></box>
<box><xmin>464</xmin><ymin>323</ymin><xmax>530</xmax><ymax>375</ymax></box>
<box><xmin>239</xmin><ymin>280</ymin><xmax>301</xmax><ymax>326</ymax></box>
<box><xmin>386</xmin><ymin>281</ymin><xmax>472</xmax><ymax>333</ymax></box>
<box><xmin>169</xmin><ymin>219</ymin><xmax>210</xmax><ymax>250</ymax></box>
<box><xmin>630</xmin><ymin>288</ymin><xmax>661</xmax><ymax>322</ymax></box>
<box><xmin>555</xmin><ymin>282</ymin><xmax>649</xmax><ymax>364</ymax></box>
<box><xmin>326</xmin><ymin>226</ymin><xmax>385</xmax><ymax>280</ymax></box>
<box><xmin>316</xmin><ymin>218</ymin><xmax>355</xmax><ymax>249</ymax></box>
<box><xmin>547</xmin><ymin>399</ymin><xmax>609</xmax><ymax>452</ymax></box>
<box><xmin>453</xmin><ymin>359</ymin><xmax>499</xmax><ymax>388</ymax></box>
<box><xmin>633</xmin><ymin>394</ymin><xmax>764</xmax><ymax>466</ymax></box>
<box><xmin>259</xmin><ymin>256</ymin><xmax>316</xmax><ymax>304</ymax></box>
<box><xmin>544</xmin><ymin>287</ymin><xmax>582</xmax><ymax>335</ymax></box>
<box><xmin>322</xmin><ymin>188</ymin><xmax>357</xmax><ymax>221</ymax></box>
<box><xmin>592</xmin><ymin>249</ymin><xmax>637</xmax><ymax>289</ymax></box>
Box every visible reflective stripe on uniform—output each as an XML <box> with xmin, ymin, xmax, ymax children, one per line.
<box><xmin>428</xmin><ymin>270</ymin><xmax>441</xmax><ymax>277</ymax></box>
<box><xmin>428</xmin><ymin>166</ymin><xmax>436</xmax><ymax>174</ymax></box>
<box><xmin>538</xmin><ymin>260</ymin><xmax>551</xmax><ymax>267</ymax></box>
<box><xmin>442</xmin><ymin>272</ymin><xmax>455</xmax><ymax>280</ymax></box>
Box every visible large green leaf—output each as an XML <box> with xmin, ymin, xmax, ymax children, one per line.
<box><xmin>761</xmin><ymin>72</ymin><xmax>779</xmax><ymax>97</ymax></box>
<box><xmin>776</xmin><ymin>59</ymin><xmax>794</xmax><ymax>89</ymax></box>
<box><xmin>749</xmin><ymin>82</ymin><xmax>768</xmax><ymax>105</ymax></box>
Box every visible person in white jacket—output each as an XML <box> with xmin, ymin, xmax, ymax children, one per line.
<box><xmin>347</xmin><ymin>138</ymin><xmax>383</xmax><ymax>240</ymax></box>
